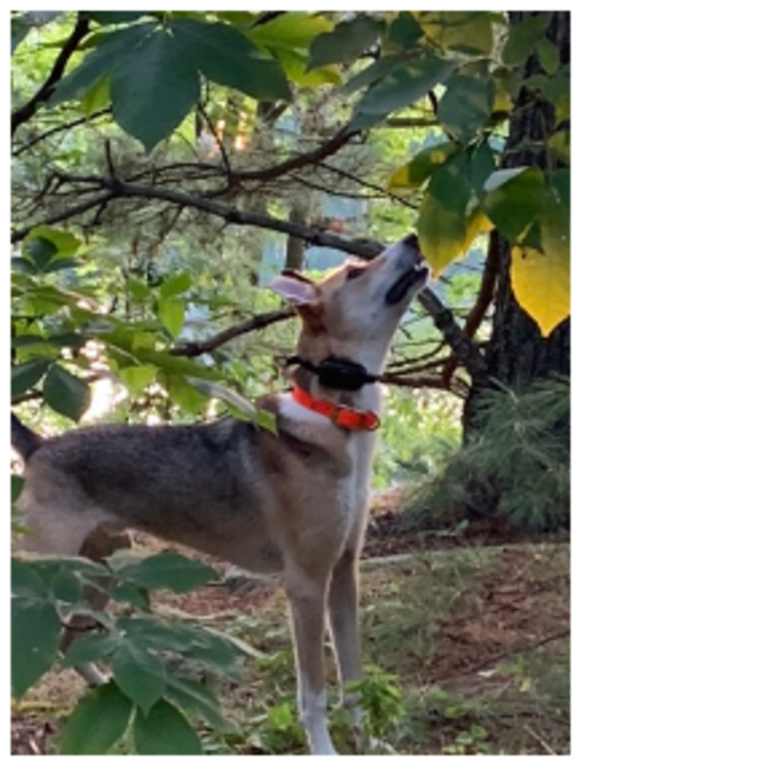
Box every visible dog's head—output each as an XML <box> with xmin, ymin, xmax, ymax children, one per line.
<box><xmin>269</xmin><ymin>234</ymin><xmax>429</xmax><ymax>371</ymax></box>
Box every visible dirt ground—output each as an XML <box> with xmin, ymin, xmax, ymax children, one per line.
<box><xmin>11</xmin><ymin>493</ymin><xmax>570</xmax><ymax>755</ymax></box>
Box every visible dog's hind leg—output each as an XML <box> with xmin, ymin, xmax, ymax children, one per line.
<box><xmin>284</xmin><ymin>561</ymin><xmax>337</xmax><ymax>755</ymax></box>
<box><xmin>327</xmin><ymin>550</ymin><xmax>364</xmax><ymax>728</ymax></box>
<box><xmin>19</xmin><ymin>494</ymin><xmax>130</xmax><ymax>685</ymax></box>
<box><xmin>60</xmin><ymin>526</ymin><xmax>132</xmax><ymax>685</ymax></box>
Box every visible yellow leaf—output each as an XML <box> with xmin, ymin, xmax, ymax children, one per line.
<box><xmin>465</xmin><ymin>205</ymin><xmax>494</xmax><ymax>245</ymax></box>
<box><xmin>511</xmin><ymin>237</ymin><xmax>570</xmax><ymax>338</ymax></box>
<box><xmin>418</xmin><ymin>194</ymin><xmax>466</xmax><ymax>277</ymax></box>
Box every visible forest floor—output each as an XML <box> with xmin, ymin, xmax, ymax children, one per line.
<box><xmin>11</xmin><ymin>490</ymin><xmax>570</xmax><ymax>755</ymax></box>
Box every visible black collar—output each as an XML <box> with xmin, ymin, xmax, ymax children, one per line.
<box><xmin>286</xmin><ymin>356</ymin><xmax>380</xmax><ymax>391</ymax></box>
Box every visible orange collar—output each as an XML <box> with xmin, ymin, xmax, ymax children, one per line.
<box><xmin>291</xmin><ymin>387</ymin><xmax>380</xmax><ymax>432</ymax></box>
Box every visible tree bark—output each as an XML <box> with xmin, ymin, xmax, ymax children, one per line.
<box><xmin>463</xmin><ymin>10</ymin><xmax>571</xmax><ymax>447</ymax></box>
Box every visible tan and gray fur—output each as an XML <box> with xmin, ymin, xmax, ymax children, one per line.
<box><xmin>11</xmin><ymin>235</ymin><xmax>428</xmax><ymax>755</ymax></box>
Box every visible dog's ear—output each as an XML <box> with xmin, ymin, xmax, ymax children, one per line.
<box><xmin>268</xmin><ymin>272</ymin><xmax>319</xmax><ymax>305</ymax></box>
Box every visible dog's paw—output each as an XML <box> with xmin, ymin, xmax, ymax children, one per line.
<box><xmin>360</xmin><ymin>735</ymin><xmax>397</xmax><ymax>755</ymax></box>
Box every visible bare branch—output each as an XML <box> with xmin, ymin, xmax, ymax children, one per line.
<box><xmin>11</xmin><ymin>13</ymin><xmax>91</xmax><ymax>136</ymax></box>
<box><xmin>12</xmin><ymin>108</ymin><xmax>111</xmax><ymax>157</ymax></box>
<box><xmin>11</xmin><ymin>191</ymin><xmax>113</xmax><ymax>243</ymax></box>
<box><xmin>442</xmin><ymin>232</ymin><xmax>500</xmax><ymax>386</ymax></box>
<box><xmin>170</xmin><ymin>308</ymin><xmax>295</xmax><ymax>357</ymax></box>
<box><xmin>317</xmin><ymin>161</ymin><xmax>419</xmax><ymax>210</ymax></box>
<box><xmin>250</xmin><ymin>11</ymin><xmax>285</xmax><ymax>28</ymax></box>
<box><xmin>234</xmin><ymin>126</ymin><xmax>361</xmax><ymax>183</ymax></box>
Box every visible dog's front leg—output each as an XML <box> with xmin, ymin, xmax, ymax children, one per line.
<box><xmin>285</xmin><ymin>565</ymin><xmax>337</xmax><ymax>755</ymax></box>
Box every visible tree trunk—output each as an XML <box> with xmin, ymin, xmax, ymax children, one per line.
<box><xmin>285</xmin><ymin>202</ymin><xmax>307</xmax><ymax>271</ymax></box>
<box><xmin>463</xmin><ymin>10</ymin><xmax>571</xmax><ymax>455</ymax></box>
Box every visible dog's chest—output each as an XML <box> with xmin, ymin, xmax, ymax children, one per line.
<box><xmin>335</xmin><ymin>436</ymin><xmax>375</xmax><ymax>532</ymax></box>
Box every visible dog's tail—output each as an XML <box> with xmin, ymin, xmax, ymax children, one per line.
<box><xmin>11</xmin><ymin>413</ymin><xmax>44</xmax><ymax>461</ymax></box>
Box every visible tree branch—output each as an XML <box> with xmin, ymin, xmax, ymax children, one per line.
<box><xmin>11</xmin><ymin>191</ymin><xmax>114</xmax><ymax>243</ymax></box>
<box><xmin>170</xmin><ymin>308</ymin><xmax>294</xmax><ymax>357</ymax></box>
<box><xmin>13</xmin><ymin>108</ymin><xmax>111</xmax><ymax>157</ymax></box>
<box><xmin>10</xmin><ymin>171</ymin><xmax>488</xmax><ymax>382</ymax></box>
<box><xmin>234</xmin><ymin>126</ymin><xmax>361</xmax><ymax>183</ymax></box>
<box><xmin>11</xmin><ymin>13</ymin><xmax>91</xmax><ymax>137</ymax></box>
<box><xmin>442</xmin><ymin>234</ymin><xmax>500</xmax><ymax>386</ymax></box>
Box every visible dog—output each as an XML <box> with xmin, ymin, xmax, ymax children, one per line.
<box><xmin>11</xmin><ymin>233</ymin><xmax>429</xmax><ymax>755</ymax></box>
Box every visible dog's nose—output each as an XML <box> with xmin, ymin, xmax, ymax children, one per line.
<box><xmin>402</xmin><ymin>233</ymin><xmax>419</xmax><ymax>250</ymax></box>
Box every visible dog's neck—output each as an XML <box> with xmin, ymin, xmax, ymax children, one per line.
<box><xmin>290</xmin><ymin>331</ymin><xmax>390</xmax><ymax>413</ymax></box>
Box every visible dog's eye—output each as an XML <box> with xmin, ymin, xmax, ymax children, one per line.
<box><xmin>346</xmin><ymin>266</ymin><xmax>365</xmax><ymax>280</ymax></box>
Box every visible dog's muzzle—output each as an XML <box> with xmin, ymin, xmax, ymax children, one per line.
<box><xmin>384</xmin><ymin>234</ymin><xmax>429</xmax><ymax>305</ymax></box>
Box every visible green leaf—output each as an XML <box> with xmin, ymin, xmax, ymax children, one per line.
<box><xmin>12</xmin><ymin>358</ymin><xmax>52</xmax><ymax>398</ymax></box>
<box><xmin>469</xmin><ymin>139</ymin><xmax>497</xmax><ymax>198</ymax></box>
<box><xmin>118</xmin><ymin>364</ymin><xmax>155</xmax><ymax>396</ymax></box>
<box><xmin>26</xmin><ymin>226</ymin><xmax>81</xmax><ymax>259</ymax></box>
<box><xmin>110</xmin><ymin>551</ymin><xmax>218</xmax><ymax>592</ymax></box>
<box><xmin>110</xmin><ymin>26</ymin><xmax>200</xmax><ymax>152</ymax></box>
<box><xmin>417</xmin><ymin>11</ymin><xmax>494</xmax><ymax>55</ymax></box>
<box><xmin>62</xmin><ymin>633</ymin><xmax>120</xmax><ymax>667</ymax></box>
<box><xmin>123</xmin><ymin>347</ymin><xmax>219</xmax><ymax>380</ymax></box>
<box><xmin>112</xmin><ymin>641</ymin><xmax>167</xmax><ymax>713</ymax></box>
<box><xmin>481</xmin><ymin>166</ymin><xmax>547</xmax><ymax>245</ymax></box>
<box><xmin>248</xmin><ymin>12</ymin><xmax>334</xmax><ymax>52</ymax></box>
<box><xmin>165</xmin><ymin>676</ymin><xmax>238</xmax><ymax>733</ymax></box>
<box><xmin>80</xmin><ymin>74</ymin><xmax>111</xmax><ymax>116</ymax></box>
<box><xmin>338</xmin><ymin>54</ymin><xmax>406</xmax><ymax>97</ymax></box>
<box><xmin>417</xmin><ymin>153</ymin><xmax>474</xmax><ymax>275</ymax></box>
<box><xmin>42</xmin><ymin>364</ymin><xmax>91</xmax><ymax>422</ymax></box>
<box><xmin>24</xmin><ymin>238</ymin><xmax>57</xmax><ymax>273</ymax></box>
<box><xmin>11</xmin><ymin>598</ymin><xmax>62</xmax><ymax>699</ymax></box>
<box><xmin>384</xmin><ymin>12</ymin><xmax>423</xmax><ymax>52</ymax></box>
<box><xmin>502</xmin><ymin>13</ymin><xmax>551</xmax><ymax>67</ymax></box>
<box><xmin>90</xmin><ymin>12</ymin><xmax>148</xmax><ymax>25</ymax></box>
<box><xmin>158</xmin><ymin>297</ymin><xmax>186</xmax><ymax>338</ymax></box>
<box><xmin>438</xmin><ymin>74</ymin><xmax>494</xmax><ymax>144</ymax></box>
<box><xmin>111</xmin><ymin>581</ymin><xmax>152</xmax><ymax>611</ymax></box>
<box><xmin>356</xmin><ymin>55</ymin><xmax>457</xmax><ymax>116</ymax></box>
<box><xmin>165</xmin><ymin>373</ymin><xmax>208</xmax><ymax>413</ymax></box>
<box><xmin>171</xmin><ymin>19</ymin><xmax>290</xmax><ymax>101</ymax></box>
<box><xmin>307</xmin><ymin>16</ymin><xmax>383</xmax><ymax>70</ymax></box>
<box><xmin>188</xmin><ymin>377</ymin><xmax>274</xmax><ymax>430</ymax></box>
<box><xmin>59</xmin><ymin>681</ymin><xmax>134</xmax><ymax>755</ymax></box>
<box><xmin>536</xmin><ymin>37</ymin><xmax>560</xmax><ymax>75</ymax></box>
<box><xmin>271</xmin><ymin>48</ymin><xmax>342</xmax><ymax>87</ymax></box>
<box><xmin>388</xmin><ymin>140</ymin><xmax>458</xmax><ymax>190</ymax></box>
<box><xmin>49</xmin><ymin>23</ymin><xmax>152</xmax><ymax>106</ymax></box>
<box><xmin>133</xmin><ymin>699</ymin><xmax>203</xmax><ymax>755</ymax></box>
<box><xmin>159</xmin><ymin>272</ymin><xmax>192</xmax><ymax>298</ymax></box>
<box><xmin>119</xmin><ymin>617</ymin><xmax>244</xmax><ymax>678</ymax></box>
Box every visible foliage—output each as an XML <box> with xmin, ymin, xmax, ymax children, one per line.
<box><xmin>11</xmin><ymin>550</ymin><xmax>252</xmax><ymax>754</ymax></box>
<box><xmin>406</xmin><ymin>376</ymin><xmax>571</xmax><ymax>530</ymax></box>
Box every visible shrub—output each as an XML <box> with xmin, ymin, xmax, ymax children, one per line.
<box><xmin>405</xmin><ymin>376</ymin><xmax>570</xmax><ymax>531</ymax></box>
